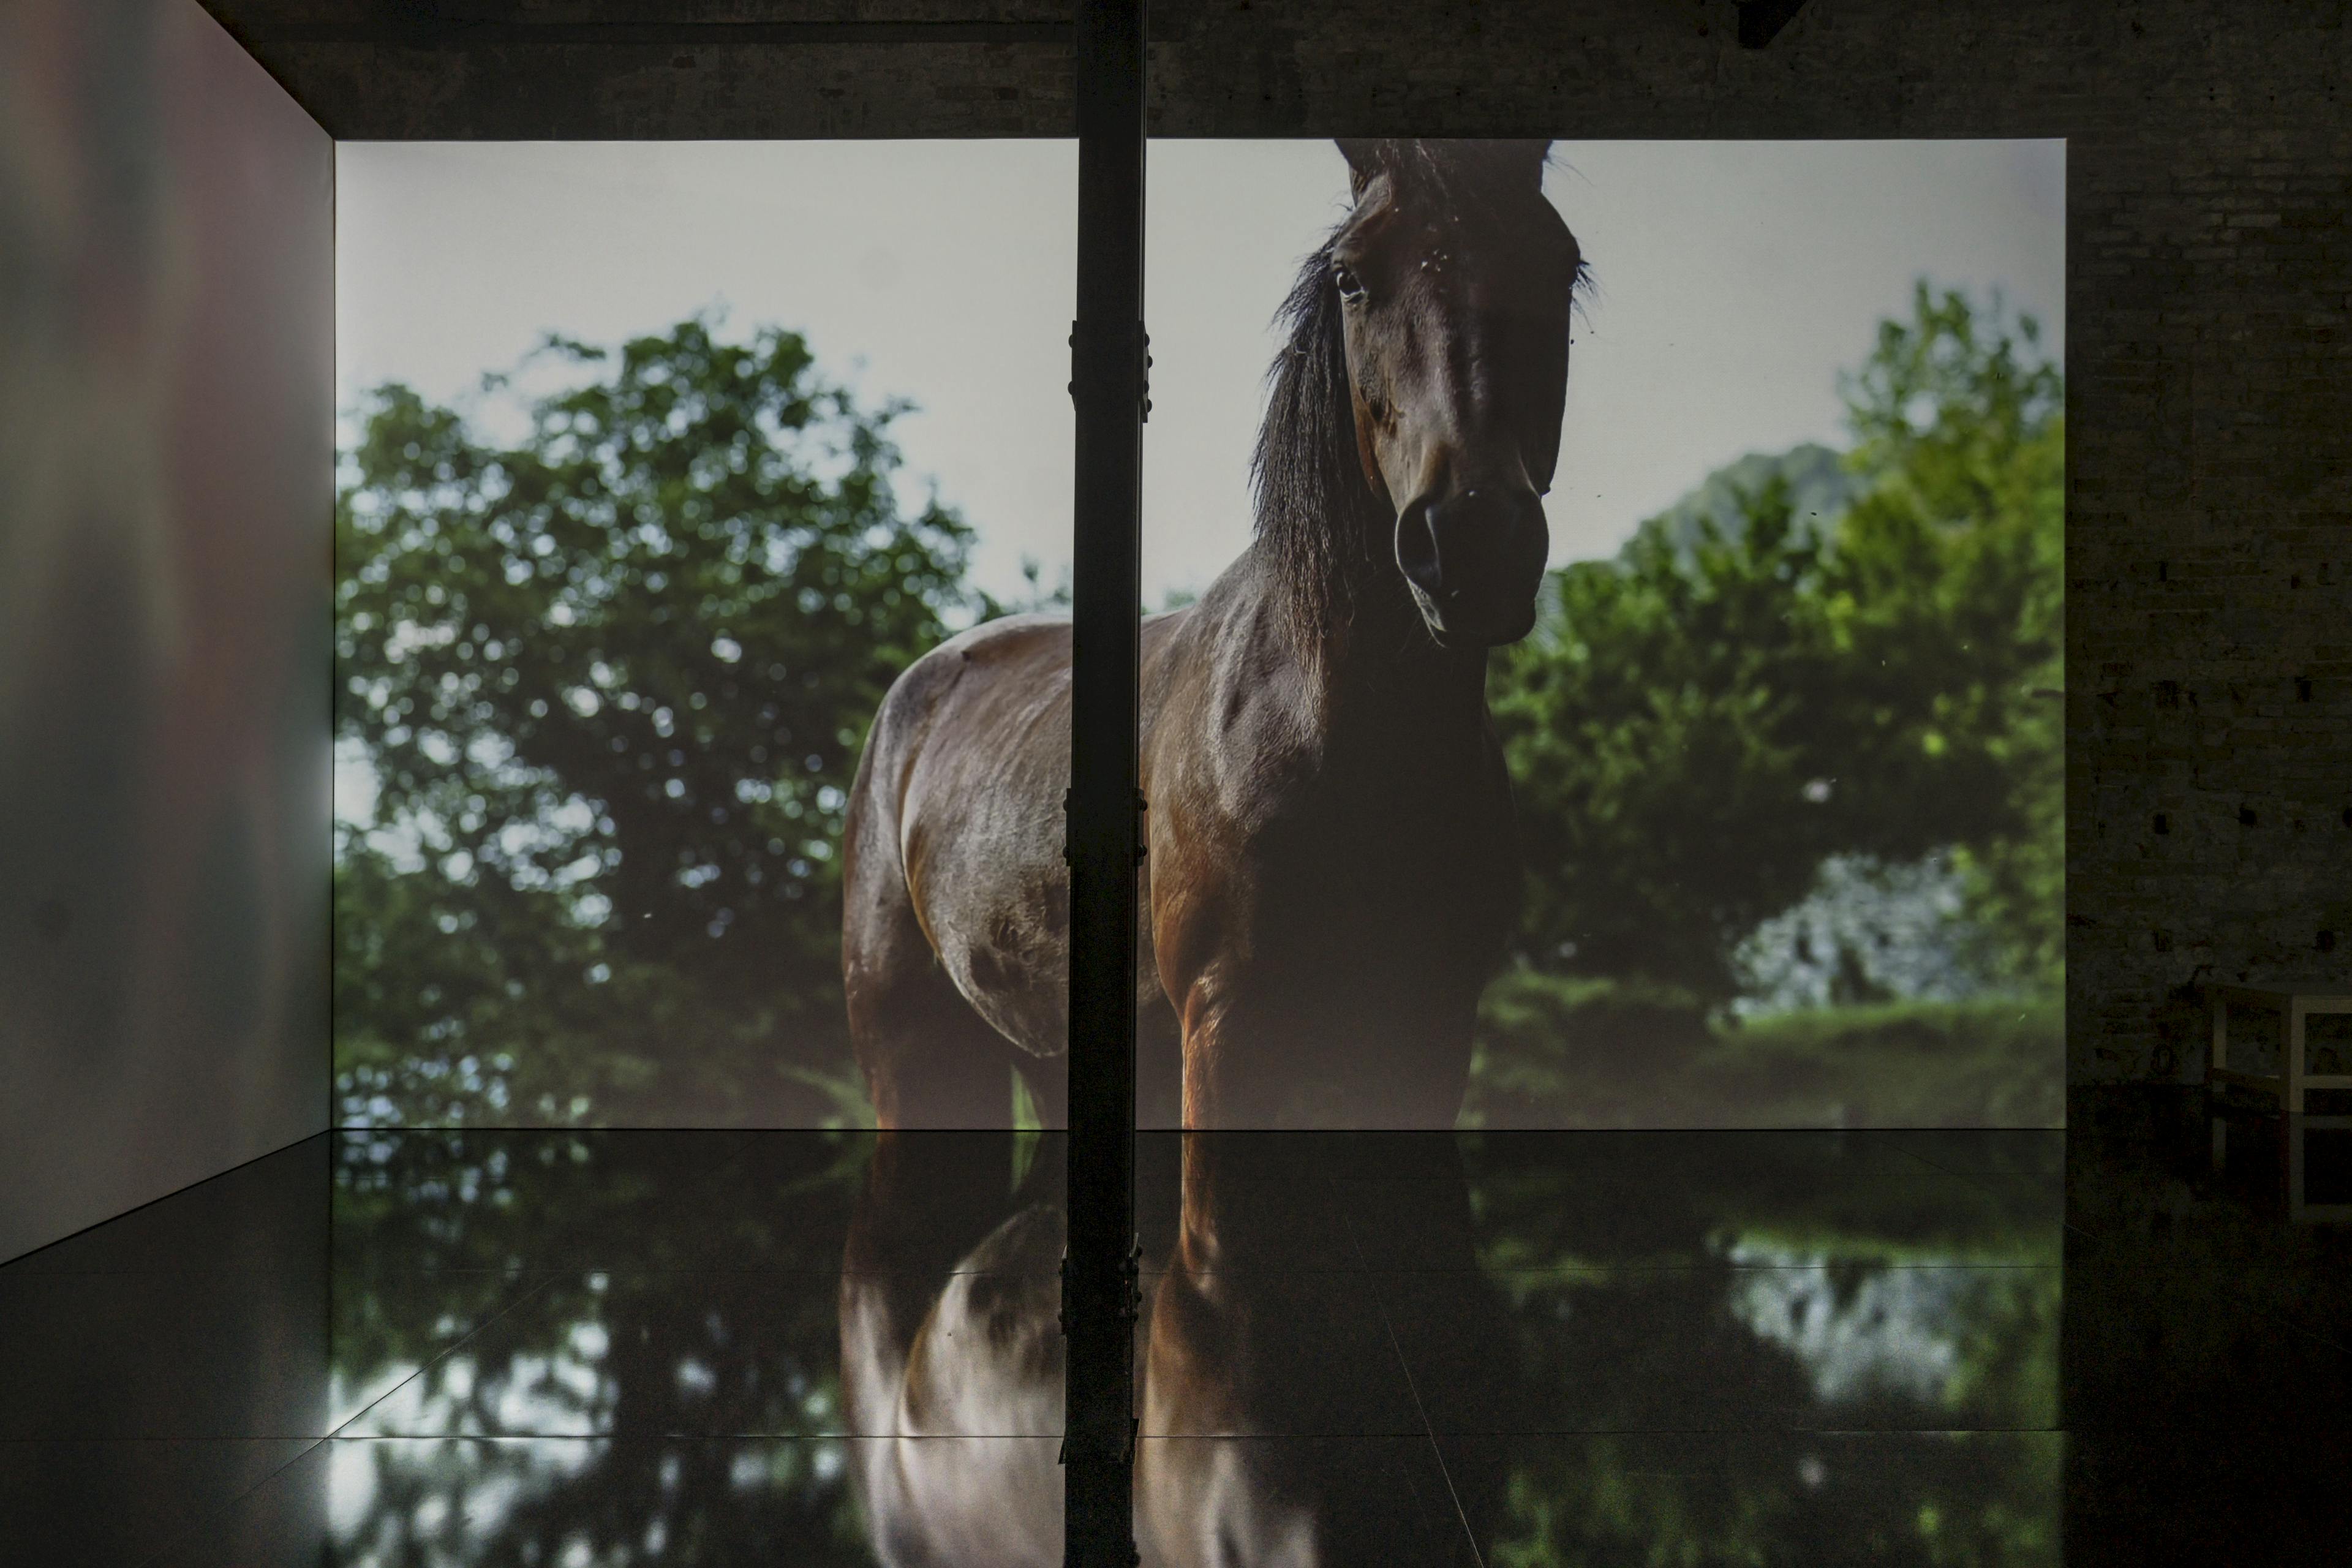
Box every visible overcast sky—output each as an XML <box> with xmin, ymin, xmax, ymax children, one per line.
<box><xmin>337</xmin><ymin>138</ymin><xmax>2064</xmax><ymax>608</ymax></box>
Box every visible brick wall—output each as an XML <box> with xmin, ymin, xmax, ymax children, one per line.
<box><xmin>207</xmin><ymin>0</ymin><xmax>2352</xmax><ymax>1084</ymax></box>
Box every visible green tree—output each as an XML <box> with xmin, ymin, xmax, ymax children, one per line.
<box><xmin>1838</xmin><ymin>285</ymin><xmax>2064</xmax><ymax>992</ymax></box>
<box><xmin>1491</xmin><ymin>284</ymin><xmax>2062</xmax><ymax>1003</ymax></box>
<box><xmin>334</xmin><ymin>314</ymin><xmax>984</xmax><ymax>1125</ymax></box>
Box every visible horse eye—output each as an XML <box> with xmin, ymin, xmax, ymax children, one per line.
<box><xmin>1332</xmin><ymin>263</ymin><xmax>1366</xmax><ymax>304</ymax></box>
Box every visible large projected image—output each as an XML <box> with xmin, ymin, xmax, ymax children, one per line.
<box><xmin>322</xmin><ymin>136</ymin><xmax>2068</xmax><ymax>1565</ymax></box>
<box><xmin>336</xmin><ymin>137</ymin><xmax>2061</xmax><ymax>1134</ymax></box>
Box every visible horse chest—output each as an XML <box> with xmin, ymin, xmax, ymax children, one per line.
<box><xmin>1150</xmin><ymin>732</ymin><xmax>1513</xmax><ymax>997</ymax></box>
<box><xmin>1262</xmin><ymin>783</ymin><xmax>1509</xmax><ymax>941</ymax></box>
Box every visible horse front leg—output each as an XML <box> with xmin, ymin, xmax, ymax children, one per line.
<box><xmin>1173</xmin><ymin>971</ymin><xmax>1257</xmax><ymax>1133</ymax></box>
<box><xmin>1176</xmin><ymin>970</ymin><xmax>1476</xmax><ymax>1131</ymax></box>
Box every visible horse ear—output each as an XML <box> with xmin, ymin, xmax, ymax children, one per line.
<box><xmin>1336</xmin><ymin>138</ymin><xmax>1383</xmax><ymax>196</ymax></box>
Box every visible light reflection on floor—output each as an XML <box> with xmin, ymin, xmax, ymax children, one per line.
<box><xmin>6</xmin><ymin>1103</ymin><xmax>2350</xmax><ymax>1566</ymax></box>
<box><xmin>316</xmin><ymin>1127</ymin><xmax>2064</xmax><ymax>1565</ymax></box>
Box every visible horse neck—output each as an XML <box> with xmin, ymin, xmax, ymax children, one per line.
<box><xmin>1291</xmin><ymin>564</ymin><xmax>1493</xmax><ymax>749</ymax></box>
<box><xmin>1251</xmin><ymin>533</ymin><xmax>1486</xmax><ymax>738</ymax></box>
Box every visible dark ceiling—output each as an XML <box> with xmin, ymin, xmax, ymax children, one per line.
<box><xmin>198</xmin><ymin>1</ymin><xmax>1823</xmax><ymax>140</ymax></box>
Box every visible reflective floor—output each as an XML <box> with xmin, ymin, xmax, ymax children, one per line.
<box><xmin>4</xmin><ymin>1093</ymin><xmax>2348</xmax><ymax>1566</ymax></box>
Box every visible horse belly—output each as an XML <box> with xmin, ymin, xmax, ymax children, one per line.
<box><xmin>925</xmin><ymin>863</ymin><xmax>1070</xmax><ymax>1060</ymax></box>
<box><xmin>923</xmin><ymin>859</ymin><xmax>1173</xmax><ymax>1064</ymax></box>
<box><xmin>878</xmin><ymin>619</ymin><xmax>1070</xmax><ymax>1060</ymax></box>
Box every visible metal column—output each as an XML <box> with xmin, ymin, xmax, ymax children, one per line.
<box><xmin>1063</xmin><ymin>0</ymin><xmax>1144</xmax><ymax>1561</ymax></box>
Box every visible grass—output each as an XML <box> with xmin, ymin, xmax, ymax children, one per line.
<box><xmin>1464</xmin><ymin>971</ymin><xmax>2064</xmax><ymax>1129</ymax></box>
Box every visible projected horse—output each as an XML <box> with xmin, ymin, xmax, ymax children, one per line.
<box><xmin>840</xmin><ymin>1131</ymin><xmax>1518</xmax><ymax>1566</ymax></box>
<box><xmin>842</xmin><ymin>138</ymin><xmax>1583</xmax><ymax>1131</ymax></box>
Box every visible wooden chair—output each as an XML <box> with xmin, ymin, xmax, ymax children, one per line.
<box><xmin>2206</xmin><ymin>983</ymin><xmax>2352</xmax><ymax>1114</ymax></box>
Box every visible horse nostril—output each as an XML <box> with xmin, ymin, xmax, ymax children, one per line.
<box><xmin>1415</xmin><ymin>489</ymin><xmax>1543</xmax><ymax>595</ymax></box>
<box><xmin>1395</xmin><ymin>500</ymin><xmax>1445</xmax><ymax>598</ymax></box>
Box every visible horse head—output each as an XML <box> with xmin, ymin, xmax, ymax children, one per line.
<box><xmin>1322</xmin><ymin>138</ymin><xmax>1580</xmax><ymax>649</ymax></box>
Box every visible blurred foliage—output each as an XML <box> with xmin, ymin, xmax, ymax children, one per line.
<box><xmin>331</xmin><ymin>1128</ymin><xmax>878</xmax><ymax>1564</ymax></box>
<box><xmin>1492</xmin><ymin>282</ymin><xmax>2064</xmax><ymax>1003</ymax></box>
<box><xmin>1466</xmin><ymin>979</ymin><xmax>2065</xmax><ymax>1129</ymax></box>
<box><xmin>1461</xmin><ymin>1128</ymin><xmax>2060</xmax><ymax>1567</ymax></box>
<box><xmin>1467</xmin><ymin>971</ymin><xmax>1715</xmax><ymax>1120</ymax></box>
<box><xmin>334</xmin><ymin>315</ymin><xmax>986</xmax><ymax>1125</ymax></box>
<box><xmin>1491</xmin><ymin>1431</ymin><xmax>2057</xmax><ymax>1568</ymax></box>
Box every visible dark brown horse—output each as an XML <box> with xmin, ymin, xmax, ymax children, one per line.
<box><xmin>842</xmin><ymin>137</ymin><xmax>1583</xmax><ymax>1131</ymax></box>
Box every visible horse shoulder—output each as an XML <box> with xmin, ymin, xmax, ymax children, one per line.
<box><xmin>1163</xmin><ymin>592</ymin><xmax>1324</xmax><ymax>832</ymax></box>
<box><xmin>1137</xmin><ymin>592</ymin><xmax>1322</xmax><ymax>1054</ymax></box>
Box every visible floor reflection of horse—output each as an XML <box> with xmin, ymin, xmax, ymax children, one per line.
<box><xmin>841</xmin><ymin>1133</ymin><xmax>1515</xmax><ymax>1566</ymax></box>
<box><xmin>842</xmin><ymin>137</ymin><xmax>1583</xmax><ymax>1131</ymax></box>
<box><xmin>840</xmin><ymin>1135</ymin><xmax>1067</xmax><ymax>1564</ymax></box>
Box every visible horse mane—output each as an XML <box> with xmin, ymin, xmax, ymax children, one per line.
<box><xmin>1250</xmin><ymin>245</ymin><xmax>1373</xmax><ymax>652</ymax></box>
<box><xmin>1248</xmin><ymin>140</ymin><xmax>1568</xmax><ymax>654</ymax></box>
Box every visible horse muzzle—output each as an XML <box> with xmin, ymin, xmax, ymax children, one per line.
<box><xmin>1395</xmin><ymin>485</ymin><xmax>1550</xmax><ymax>647</ymax></box>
